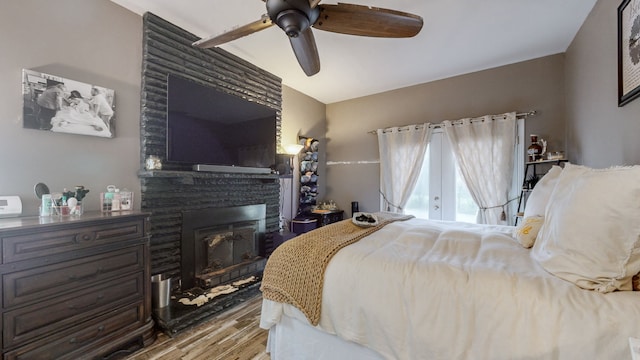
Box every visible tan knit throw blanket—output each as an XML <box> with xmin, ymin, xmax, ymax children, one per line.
<box><xmin>260</xmin><ymin>212</ymin><xmax>413</xmax><ymax>326</ymax></box>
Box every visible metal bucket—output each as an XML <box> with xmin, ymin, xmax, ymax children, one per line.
<box><xmin>151</xmin><ymin>274</ymin><xmax>172</xmax><ymax>309</ymax></box>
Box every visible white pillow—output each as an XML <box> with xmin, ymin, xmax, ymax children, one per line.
<box><xmin>523</xmin><ymin>165</ymin><xmax>563</xmax><ymax>218</ymax></box>
<box><xmin>514</xmin><ymin>215</ymin><xmax>544</xmax><ymax>248</ymax></box>
<box><xmin>531</xmin><ymin>164</ymin><xmax>640</xmax><ymax>292</ymax></box>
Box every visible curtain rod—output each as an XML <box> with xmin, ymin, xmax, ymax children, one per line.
<box><xmin>367</xmin><ymin>110</ymin><xmax>536</xmax><ymax>134</ymax></box>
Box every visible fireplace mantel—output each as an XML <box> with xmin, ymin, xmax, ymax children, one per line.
<box><xmin>138</xmin><ymin>169</ymin><xmax>278</xmax><ymax>181</ymax></box>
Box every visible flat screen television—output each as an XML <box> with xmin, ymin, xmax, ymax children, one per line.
<box><xmin>166</xmin><ymin>74</ymin><xmax>277</xmax><ymax>173</ymax></box>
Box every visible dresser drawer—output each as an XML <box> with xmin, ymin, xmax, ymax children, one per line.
<box><xmin>2</xmin><ymin>218</ymin><xmax>145</xmax><ymax>263</ymax></box>
<box><xmin>4</xmin><ymin>303</ymin><xmax>143</xmax><ymax>360</ymax></box>
<box><xmin>4</xmin><ymin>272</ymin><xmax>144</xmax><ymax>348</ymax></box>
<box><xmin>3</xmin><ymin>245</ymin><xmax>144</xmax><ymax>308</ymax></box>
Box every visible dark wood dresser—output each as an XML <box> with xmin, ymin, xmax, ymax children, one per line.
<box><xmin>0</xmin><ymin>211</ymin><xmax>155</xmax><ymax>359</ymax></box>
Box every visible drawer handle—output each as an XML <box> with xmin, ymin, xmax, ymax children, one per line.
<box><xmin>69</xmin><ymin>325</ymin><xmax>105</xmax><ymax>345</ymax></box>
<box><xmin>68</xmin><ymin>294</ymin><xmax>105</xmax><ymax>310</ymax></box>
<box><xmin>75</xmin><ymin>232</ymin><xmax>96</xmax><ymax>242</ymax></box>
<box><xmin>68</xmin><ymin>267</ymin><xmax>104</xmax><ymax>281</ymax></box>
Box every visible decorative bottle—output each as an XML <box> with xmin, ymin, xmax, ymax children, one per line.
<box><xmin>527</xmin><ymin>135</ymin><xmax>543</xmax><ymax>162</ymax></box>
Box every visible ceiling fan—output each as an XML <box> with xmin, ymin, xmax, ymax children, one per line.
<box><xmin>192</xmin><ymin>0</ymin><xmax>423</xmax><ymax>76</ymax></box>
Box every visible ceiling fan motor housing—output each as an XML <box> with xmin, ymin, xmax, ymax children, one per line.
<box><xmin>266</xmin><ymin>0</ymin><xmax>320</xmax><ymax>37</ymax></box>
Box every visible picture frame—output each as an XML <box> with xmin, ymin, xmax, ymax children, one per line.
<box><xmin>618</xmin><ymin>0</ymin><xmax>640</xmax><ymax>106</ymax></box>
<box><xmin>22</xmin><ymin>69</ymin><xmax>115</xmax><ymax>138</ymax></box>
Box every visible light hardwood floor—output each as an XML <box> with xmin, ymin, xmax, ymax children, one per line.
<box><xmin>127</xmin><ymin>295</ymin><xmax>270</xmax><ymax>360</ymax></box>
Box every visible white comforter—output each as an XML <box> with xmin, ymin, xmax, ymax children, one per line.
<box><xmin>261</xmin><ymin>218</ymin><xmax>640</xmax><ymax>359</ymax></box>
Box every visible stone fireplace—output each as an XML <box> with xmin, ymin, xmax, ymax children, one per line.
<box><xmin>181</xmin><ymin>205</ymin><xmax>267</xmax><ymax>290</ymax></box>
<box><xmin>139</xmin><ymin>12</ymin><xmax>282</xmax><ymax>283</ymax></box>
<box><xmin>138</xmin><ymin>13</ymin><xmax>283</xmax><ymax>333</ymax></box>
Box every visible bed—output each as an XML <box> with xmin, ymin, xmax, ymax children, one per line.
<box><xmin>259</xmin><ymin>163</ymin><xmax>640</xmax><ymax>359</ymax></box>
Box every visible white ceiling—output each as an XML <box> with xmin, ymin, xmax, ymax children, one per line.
<box><xmin>110</xmin><ymin>0</ymin><xmax>597</xmax><ymax>104</ymax></box>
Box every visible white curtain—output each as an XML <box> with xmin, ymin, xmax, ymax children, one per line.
<box><xmin>442</xmin><ymin>112</ymin><xmax>516</xmax><ymax>224</ymax></box>
<box><xmin>377</xmin><ymin>125</ymin><xmax>431</xmax><ymax>213</ymax></box>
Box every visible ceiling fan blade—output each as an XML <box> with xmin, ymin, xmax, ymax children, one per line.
<box><xmin>313</xmin><ymin>3</ymin><xmax>423</xmax><ymax>38</ymax></box>
<box><xmin>288</xmin><ymin>27</ymin><xmax>320</xmax><ymax>76</ymax></box>
<box><xmin>309</xmin><ymin>0</ymin><xmax>321</xmax><ymax>8</ymax></box>
<box><xmin>193</xmin><ymin>14</ymin><xmax>273</xmax><ymax>48</ymax></box>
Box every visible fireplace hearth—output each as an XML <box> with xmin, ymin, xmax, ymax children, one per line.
<box><xmin>153</xmin><ymin>278</ymin><xmax>262</xmax><ymax>335</ymax></box>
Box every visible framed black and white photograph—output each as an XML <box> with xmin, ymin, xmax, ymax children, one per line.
<box><xmin>22</xmin><ymin>69</ymin><xmax>115</xmax><ymax>138</ymax></box>
<box><xmin>618</xmin><ymin>0</ymin><xmax>640</xmax><ymax>106</ymax></box>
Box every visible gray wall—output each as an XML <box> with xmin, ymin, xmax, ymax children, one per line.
<box><xmin>0</xmin><ymin>0</ymin><xmax>142</xmax><ymax>215</ymax></box>
<box><xmin>565</xmin><ymin>0</ymin><xmax>640</xmax><ymax>167</ymax></box>
<box><xmin>324</xmin><ymin>55</ymin><xmax>566</xmax><ymax>213</ymax></box>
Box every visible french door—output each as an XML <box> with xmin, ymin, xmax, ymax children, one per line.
<box><xmin>404</xmin><ymin>120</ymin><xmax>524</xmax><ymax>223</ymax></box>
<box><xmin>404</xmin><ymin>129</ymin><xmax>477</xmax><ymax>222</ymax></box>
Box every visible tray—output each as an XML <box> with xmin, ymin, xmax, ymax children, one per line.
<box><xmin>352</xmin><ymin>212</ymin><xmax>378</xmax><ymax>227</ymax></box>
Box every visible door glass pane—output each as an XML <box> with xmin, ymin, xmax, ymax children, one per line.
<box><xmin>404</xmin><ymin>146</ymin><xmax>430</xmax><ymax>219</ymax></box>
